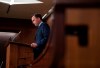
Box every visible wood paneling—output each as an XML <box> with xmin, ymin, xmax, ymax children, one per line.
<box><xmin>0</xmin><ymin>18</ymin><xmax>36</xmax><ymax>44</ymax></box>
<box><xmin>6</xmin><ymin>44</ymin><xmax>18</xmax><ymax>68</ymax></box>
<box><xmin>65</xmin><ymin>9</ymin><xmax>100</xmax><ymax>68</ymax></box>
<box><xmin>6</xmin><ymin>43</ymin><xmax>33</xmax><ymax>68</ymax></box>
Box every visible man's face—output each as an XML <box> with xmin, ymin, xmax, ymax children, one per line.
<box><xmin>31</xmin><ymin>16</ymin><xmax>40</xmax><ymax>26</ymax></box>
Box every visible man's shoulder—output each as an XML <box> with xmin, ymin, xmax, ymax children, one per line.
<box><xmin>40</xmin><ymin>23</ymin><xmax>50</xmax><ymax>31</ymax></box>
<box><xmin>41</xmin><ymin>22</ymin><xmax>49</xmax><ymax>27</ymax></box>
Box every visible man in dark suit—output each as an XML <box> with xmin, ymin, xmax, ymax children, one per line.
<box><xmin>31</xmin><ymin>13</ymin><xmax>50</xmax><ymax>59</ymax></box>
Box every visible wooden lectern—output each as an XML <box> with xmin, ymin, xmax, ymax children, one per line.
<box><xmin>6</xmin><ymin>42</ymin><xmax>33</xmax><ymax>68</ymax></box>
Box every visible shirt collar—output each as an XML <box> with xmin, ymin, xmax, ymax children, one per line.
<box><xmin>39</xmin><ymin>21</ymin><xmax>43</xmax><ymax>26</ymax></box>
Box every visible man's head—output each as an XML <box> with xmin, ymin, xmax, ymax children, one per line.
<box><xmin>31</xmin><ymin>13</ymin><xmax>42</xmax><ymax>26</ymax></box>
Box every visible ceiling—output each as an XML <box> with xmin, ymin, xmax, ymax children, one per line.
<box><xmin>0</xmin><ymin>0</ymin><xmax>54</xmax><ymax>19</ymax></box>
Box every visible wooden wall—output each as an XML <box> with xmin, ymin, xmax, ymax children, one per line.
<box><xmin>0</xmin><ymin>17</ymin><xmax>36</xmax><ymax>44</ymax></box>
<box><xmin>65</xmin><ymin>9</ymin><xmax>100</xmax><ymax>68</ymax></box>
<box><xmin>53</xmin><ymin>3</ymin><xmax>100</xmax><ymax>67</ymax></box>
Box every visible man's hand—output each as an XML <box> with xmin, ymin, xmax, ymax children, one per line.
<box><xmin>31</xmin><ymin>43</ymin><xmax>38</xmax><ymax>48</ymax></box>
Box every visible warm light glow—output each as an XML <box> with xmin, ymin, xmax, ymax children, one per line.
<box><xmin>0</xmin><ymin>32</ymin><xmax>16</xmax><ymax>36</ymax></box>
<box><xmin>0</xmin><ymin>0</ymin><xmax>43</xmax><ymax>5</ymax></box>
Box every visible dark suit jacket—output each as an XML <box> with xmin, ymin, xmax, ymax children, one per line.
<box><xmin>33</xmin><ymin>22</ymin><xmax>50</xmax><ymax>59</ymax></box>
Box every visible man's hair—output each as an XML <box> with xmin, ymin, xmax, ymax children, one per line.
<box><xmin>34</xmin><ymin>13</ymin><xmax>42</xmax><ymax>20</ymax></box>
